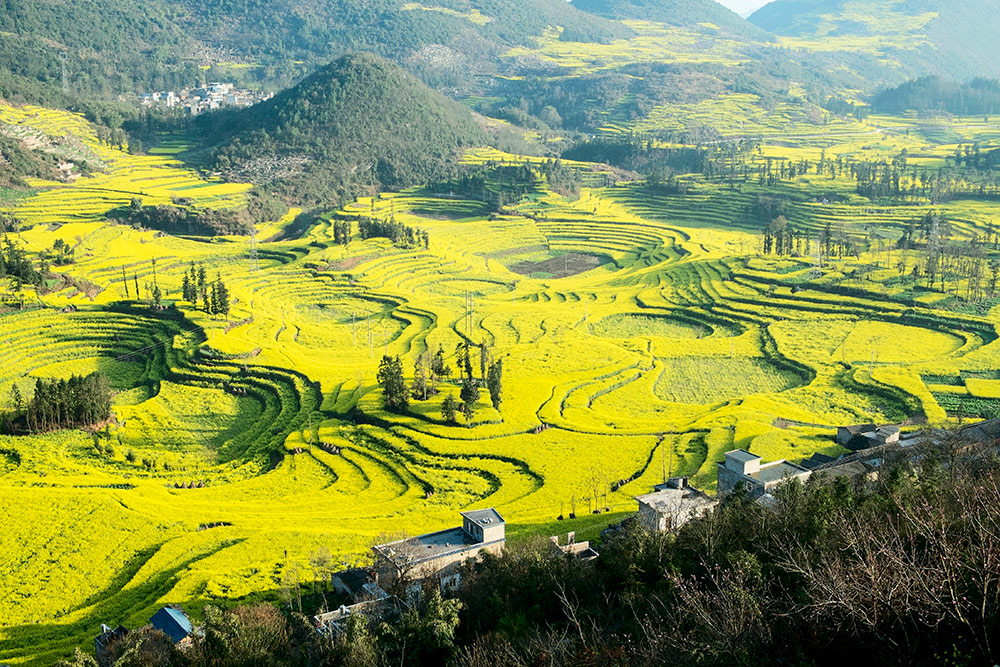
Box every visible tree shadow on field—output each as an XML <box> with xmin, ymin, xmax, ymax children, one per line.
<box><xmin>0</xmin><ymin>538</ymin><xmax>245</xmax><ymax>666</ymax></box>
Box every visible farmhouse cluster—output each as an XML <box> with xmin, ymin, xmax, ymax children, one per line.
<box><xmin>304</xmin><ymin>417</ymin><xmax>1000</xmax><ymax>635</ymax></box>
<box><xmin>138</xmin><ymin>82</ymin><xmax>273</xmax><ymax>115</ymax></box>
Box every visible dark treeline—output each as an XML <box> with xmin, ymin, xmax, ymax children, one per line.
<box><xmin>562</xmin><ymin>135</ymin><xmax>710</xmax><ymax>174</ymax></box>
<box><xmin>57</xmin><ymin>434</ymin><xmax>1000</xmax><ymax>667</ymax></box>
<box><xmin>118</xmin><ymin>201</ymin><xmax>254</xmax><ymax>237</ymax></box>
<box><xmin>447</xmin><ymin>160</ymin><xmax>584</xmax><ymax>208</ymax></box>
<box><xmin>6</xmin><ymin>373</ymin><xmax>112</xmax><ymax>434</ymax></box>
<box><xmin>356</xmin><ymin>217</ymin><xmax>428</xmax><ymax>249</ymax></box>
<box><xmin>873</xmin><ymin>76</ymin><xmax>1000</xmax><ymax>116</ymax></box>
<box><xmin>822</xmin><ymin>95</ymin><xmax>870</xmax><ymax>121</ymax></box>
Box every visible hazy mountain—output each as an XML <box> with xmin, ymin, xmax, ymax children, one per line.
<box><xmin>572</xmin><ymin>0</ymin><xmax>771</xmax><ymax>39</ymax></box>
<box><xmin>749</xmin><ymin>0</ymin><xmax>1000</xmax><ymax>79</ymax></box>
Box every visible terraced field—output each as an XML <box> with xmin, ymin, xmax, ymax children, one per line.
<box><xmin>3</xmin><ymin>100</ymin><xmax>1000</xmax><ymax>665</ymax></box>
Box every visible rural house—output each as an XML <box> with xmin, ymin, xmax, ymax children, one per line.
<box><xmin>635</xmin><ymin>477</ymin><xmax>717</xmax><ymax>532</ymax></box>
<box><xmin>150</xmin><ymin>606</ymin><xmax>193</xmax><ymax>645</ymax></box>
<box><xmin>717</xmin><ymin>449</ymin><xmax>811</xmax><ymax>499</ymax></box>
<box><xmin>372</xmin><ymin>508</ymin><xmax>506</xmax><ymax>593</ymax></box>
<box><xmin>837</xmin><ymin>423</ymin><xmax>901</xmax><ymax>450</ymax></box>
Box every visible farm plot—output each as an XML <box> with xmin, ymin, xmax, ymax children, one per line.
<box><xmin>5</xmin><ymin>98</ymin><xmax>1000</xmax><ymax>666</ymax></box>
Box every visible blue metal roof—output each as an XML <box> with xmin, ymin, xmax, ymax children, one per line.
<box><xmin>150</xmin><ymin>607</ymin><xmax>192</xmax><ymax>643</ymax></box>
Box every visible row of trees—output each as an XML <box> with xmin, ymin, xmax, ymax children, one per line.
<box><xmin>5</xmin><ymin>373</ymin><xmax>112</xmax><ymax>434</ymax></box>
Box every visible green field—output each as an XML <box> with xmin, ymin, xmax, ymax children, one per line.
<box><xmin>3</xmin><ymin>78</ymin><xmax>1000</xmax><ymax>665</ymax></box>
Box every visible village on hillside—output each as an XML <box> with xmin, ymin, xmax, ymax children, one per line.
<box><xmin>138</xmin><ymin>82</ymin><xmax>273</xmax><ymax>115</ymax></box>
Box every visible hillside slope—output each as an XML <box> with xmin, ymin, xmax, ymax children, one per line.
<box><xmin>571</xmin><ymin>0</ymin><xmax>771</xmax><ymax>39</ymax></box>
<box><xmin>203</xmin><ymin>54</ymin><xmax>487</xmax><ymax>206</ymax></box>
<box><xmin>749</xmin><ymin>0</ymin><xmax>1000</xmax><ymax>79</ymax></box>
<box><xmin>0</xmin><ymin>0</ymin><xmax>632</xmax><ymax>99</ymax></box>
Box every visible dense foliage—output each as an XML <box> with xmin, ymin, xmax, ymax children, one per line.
<box><xmin>118</xmin><ymin>203</ymin><xmax>254</xmax><ymax>237</ymax></box>
<box><xmin>7</xmin><ymin>373</ymin><xmax>112</xmax><ymax>434</ymax></box>
<box><xmin>0</xmin><ymin>0</ymin><xmax>629</xmax><ymax>100</ymax></box>
<box><xmin>0</xmin><ymin>236</ymin><xmax>41</xmax><ymax>285</ymax></box>
<box><xmin>204</xmin><ymin>54</ymin><xmax>487</xmax><ymax>207</ymax></box>
<box><xmin>873</xmin><ymin>77</ymin><xmax>1000</xmax><ymax>115</ymax></box>
<box><xmin>0</xmin><ymin>136</ymin><xmax>59</xmax><ymax>187</ymax></box>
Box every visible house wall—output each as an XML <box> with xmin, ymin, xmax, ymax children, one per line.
<box><xmin>376</xmin><ymin>541</ymin><xmax>505</xmax><ymax>589</ymax></box>
<box><xmin>638</xmin><ymin>502</ymin><xmax>667</xmax><ymax>532</ymax></box>
<box><xmin>717</xmin><ymin>464</ymin><xmax>754</xmax><ymax>497</ymax></box>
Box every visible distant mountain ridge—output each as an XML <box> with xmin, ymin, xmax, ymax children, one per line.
<box><xmin>749</xmin><ymin>0</ymin><xmax>1000</xmax><ymax>79</ymax></box>
<box><xmin>0</xmin><ymin>0</ymin><xmax>632</xmax><ymax>99</ymax></box>
<box><xmin>571</xmin><ymin>0</ymin><xmax>771</xmax><ymax>39</ymax></box>
<box><xmin>202</xmin><ymin>54</ymin><xmax>487</xmax><ymax>207</ymax></box>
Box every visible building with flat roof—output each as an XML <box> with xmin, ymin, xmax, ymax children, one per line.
<box><xmin>372</xmin><ymin>508</ymin><xmax>506</xmax><ymax>592</ymax></box>
<box><xmin>635</xmin><ymin>477</ymin><xmax>717</xmax><ymax>532</ymax></box>
<box><xmin>717</xmin><ymin>449</ymin><xmax>810</xmax><ymax>499</ymax></box>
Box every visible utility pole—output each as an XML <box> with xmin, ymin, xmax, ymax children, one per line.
<box><xmin>368</xmin><ymin>315</ymin><xmax>372</xmax><ymax>359</ymax></box>
<box><xmin>352</xmin><ymin>313</ymin><xmax>356</xmax><ymax>347</ymax></box>
<box><xmin>249</xmin><ymin>228</ymin><xmax>260</xmax><ymax>271</ymax></box>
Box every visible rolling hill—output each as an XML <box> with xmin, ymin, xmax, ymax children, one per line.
<box><xmin>203</xmin><ymin>54</ymin><xmax>488</xmax><ymax>206</ymax></box>
<box><xmin>749</xmin><ymin>0</ymin><xmax>1000</xmax><ymax>79</ymax></box>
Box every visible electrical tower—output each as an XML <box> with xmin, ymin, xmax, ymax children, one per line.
<box><xmin>60</xmin><ymin>52</ymin><xmax>69</xmax><ymax>95</ymax></box>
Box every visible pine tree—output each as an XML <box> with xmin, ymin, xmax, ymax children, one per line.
<box><xmin>412</xmin><ymin>354</ymin><xmax>428</xmax><ymax>400</ymax></box>
<box><xmin>441</xmin><ymin>394</ymin><xmax>458</xmax><ymax>423</ymax></box>
<box><xmin>10</xmin><ymin>384</ymin><xmax>23</xmax><ymax>414</ymax></box>
<box><xmin>377</xmin><ymin>355</ymin><xmax>409</xmax><ymax>412</ymax></box>
<box><xmin>487</xmin><ymin>360</ymin><xmax>503</xmax><ymax>410</ymax></box>
<box><xmin>182</xmin><ymin>273</ymin><xmax>193</xmax><ymax>303</ymax></box>
<box><xmin>215</xmin><ymin>279</ymin><xmax>230</xmax><ymax>318</ymax></box>
<box><xmin>431</xmin><ymin>345</ymin><xmax>451</xmax><ymax>382</ymax></box>
<box><xmin>459</xmin><ymin>378</ymin><xmax>480</xmax><ymax>425</ymax></box>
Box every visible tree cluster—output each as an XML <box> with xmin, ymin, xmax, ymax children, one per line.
<box><xmin>181</xmin><ymin>263</ymin><xmax>229</xmax><ymax>317</ymax></box>
<box><xmin>120</xmin><ymin>202</ymin><xmax>253</xmax><ymax>237</ymax></box>
<box><xmin>376</xmin><ymin>355</ymin><xmax>409</xmax><ymax>413</ymax></box>
<box><xmin>357</xmin><ymin>217</ymin><xmax>428</xmax><ymax>249</ymax></box>
<box><xmin>0</xmin><ymin>236</ymin><xmax>41</xmax><ymax>285</ymax></box>
<box><xmin>6</xmin><ymin>373</ymin><xmax>112</xmax><ymax>434</ymax></box>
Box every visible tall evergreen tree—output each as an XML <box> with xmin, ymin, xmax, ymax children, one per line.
<box><xmin>487</xmin><ymin>360</ymin><xmax>503</xmax><ymax>410</ymax></box>
<box><xmin>377</xmin><ymin>355</ymin><xmax>409</xmax><ymax>412</ymax></box>
<box><xmin>459</xmin><ymin>378</ymin><xmax>480</xmax><ymax>425</ymax></box>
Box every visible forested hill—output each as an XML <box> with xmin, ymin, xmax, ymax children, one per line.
<box><xmin>748</xmin><ymin>0</ymin><xmax>1000</xmax><ymax>79</ymax></box>
<box><xmin>202</xmin><ymin>54</ymin><xmax>487</xmax><ymax>207</ymax></box>
<box><xmin>571</xmin><ymin>0</ymin><xmax>771</xmax><ymax>39</ymax></box>
<box><xmin>0</xmin><ymin>0</ymin><xmax>631</xmax><ymax>100</ymax></box>
<box><xmin>872</xmin><ymin>77</ymin><xmax>1000</xmax><ymax>116</ymax></box>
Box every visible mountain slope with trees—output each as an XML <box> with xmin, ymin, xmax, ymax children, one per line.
<box><xmin>749</xmin><ymin>0</ymin><xmax>1000</xmax><ymax>79</ymax></box>
<box><xmin>0</xmin><ymin>0</ymin><xmax>631</xmax><ymax>100</ymax></box>
<box><xmin>202</xmin><ymin>54</ymin><xmax>487</xmax><ymax>206</ymax></box>
<box><xmin>571</xmin><ymin>0</ymin><xmax>771</xmax><ymax>39</ymax></box>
